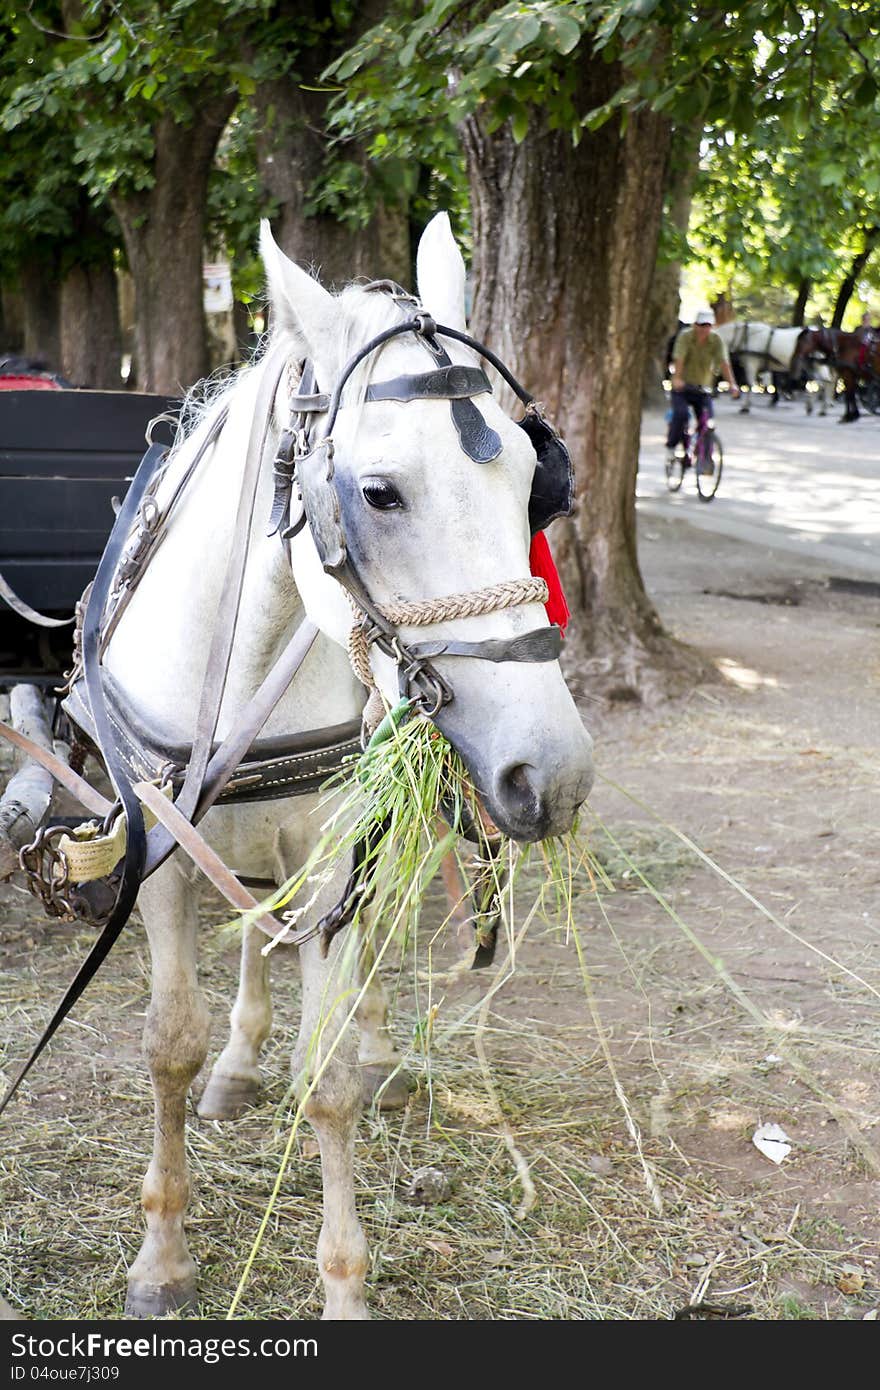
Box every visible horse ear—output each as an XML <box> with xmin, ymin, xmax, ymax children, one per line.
<box><xmin>259</xmin><ymin>220</ymin><xmax>341</xmax><ymax>360</ymax></box>
<box><xmin>416</xmin><ymin>212</ymin><xmax>467</xmax><ymax>331</ymax></box>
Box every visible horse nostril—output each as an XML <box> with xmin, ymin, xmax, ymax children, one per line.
<box><xmin>496</xmin><ymin>761</ymin><xmax>543</xmax><ymax>823</ymax></box>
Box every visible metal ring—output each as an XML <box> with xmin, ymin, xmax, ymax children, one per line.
<box><xmin>140</xmin><ymin>496</ymin><xmax>161</xmax><ymax>533</ymax></box>
<box><xmin>145</xmin><ymin>412</ymin><xmax>179</xmax><ymax>446</ymax></box>
<box><xmin>101</xmin><ymin>800</ymin><xmax>124</xmax><ymax>836</ymax></box>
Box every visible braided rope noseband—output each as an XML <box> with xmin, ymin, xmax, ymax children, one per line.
<box><xmin>378</xmin><ymin>576</ymin><xmax>548</xmax><ymax>627</ymax></box>
<box><xmin>348</xmin><ymin>577</ymin><xmax>550</xmax><ymax>731</ymax></box>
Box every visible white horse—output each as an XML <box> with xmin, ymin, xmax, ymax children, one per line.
<box><xmin>716</xmin><ymin>321</ymin><xmax>834</xmax><ymax>414</ymax></box>
<box><xmin>64</xmin><ymin>213</ymin><xmax>594</xmax><ymax>1320</ymax></box>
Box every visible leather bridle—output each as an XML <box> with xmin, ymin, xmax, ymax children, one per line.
<box><xmin>268</xmin><ymin>292</ymin><xmax>573</xmax><ymax>717</ymax></box>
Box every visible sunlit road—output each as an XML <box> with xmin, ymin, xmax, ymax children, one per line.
<box><xmin>637</xmin><ymin>393</ymin><xmax>880</xmax><ymax>576</ymax></box>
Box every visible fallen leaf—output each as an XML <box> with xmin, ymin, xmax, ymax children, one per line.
<box><xmin>588</xmin><ymin>1154</ymin><xmax>613</xmax><ymax>1176</ymax></box>
<box><xmin>837</xmin><ymin>1270</ymin><xmax>865</xmax><ymax>1295</ymax></box>
<box><xmin>484</xmin><ymin>1250</ymin><xmax>513</xmax><ymax>1268</ymax></box>
<box><xmin>752</xmin><ymin>1122</ymin><xmax>792</xmax><ymax>1164</ymax></box>
<box><xmin>423</xmin><ymin>1239</ymin><xmax>454</xmax><ymax>1260</ymax></box>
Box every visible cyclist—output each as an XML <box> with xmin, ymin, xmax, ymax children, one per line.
<box><xmin>666</xmin><ymin>310</ymin><xmax>740</xmax><ymax>472</ymax></box>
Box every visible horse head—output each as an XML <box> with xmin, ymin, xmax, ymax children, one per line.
<box><xmin>261</xmin><ymin>214</ymin><xmax>594</xmax><ymax>841</ymax></box>
<box><xmin>792</xmin><ymin>326</ymin><xmax>825</xmax><ymax>375</ymax></box>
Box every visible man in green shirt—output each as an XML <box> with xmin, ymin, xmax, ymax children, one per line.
<box><xmin>666</xmin><ymin>310</ymin><xmax>740</xmax><ymax>469</ymax></box>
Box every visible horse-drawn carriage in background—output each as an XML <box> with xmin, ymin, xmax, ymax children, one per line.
<box><xmin>0</xmin><ymin>371</ymin><xmax>176</xmax><ymax>681</ymax></box>
<box><xmin>677</xmin><ymin>318</ymin><xmax>880</xmax><ymax>422</ymax></box>
<box><xmin>792</xmin><ymin>325</ymin><xmax>880</xmax><ymax>422</ymax></box>
<box><xmin>714</xmin><ymin>321</ymin><xmax>837</xmax><ymax>414</ymax></box>
<box><xmin>664</xmin><ymin>320</ymin><xmax>836</xmax><ymax>413</ymax></box>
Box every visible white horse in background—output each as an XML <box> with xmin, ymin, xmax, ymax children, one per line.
<box><xmin>49</xmin><ymin>213</ymin><xmax>595</xmax><ymax>1321</ymax></box>
<box><xmin>716</xmin><ymin>321</ymin><xmax>835</xmax><ymax>415</ymax></box>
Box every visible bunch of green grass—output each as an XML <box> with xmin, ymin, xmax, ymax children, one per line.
<box><xmin>235</xmin><ymin>696</ymin><xmax>605</xmax><ymax>969</ymax></box>
<box><xmin>245</xmin><ymin>699</ymin><xmax>513</xmax><ymax>956</ymax></box>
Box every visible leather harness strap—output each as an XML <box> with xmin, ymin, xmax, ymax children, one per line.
<box><xmin>0</xmin><ymin>572</ymin><xmax>74</xmax><ymax>629</ymax></box>
<box><xmin>0</xmin><ymin>720</ymin><xmax>112</xmax><ymax>817</ymax></box>
<box><xmin>98</xmin><ymin>406</ymin><xmax>230</xmax><ymax>657</ymax></box>
<box><xmin>365</xmin><ymin>364</ymin><xmax>491</xmax><ymax>404</ymax></box>
<box><xmin>406</xmin><ymin>627</ymin><xmax>562</xmax><ymax>664</ymax></box>
<box><xmin>135</xmin><ymin>780</ymin><xmax>313</xmax><ymax>949</ymax></box>
<box><xmin>142</xmin><ymin>618</ymin><xmax>321</xmax><ymax>876</ymax></box>
<box><xmin>174</xmin><ymin>344</ymin><xmax>290</xmax><ymax>825</ymax></box>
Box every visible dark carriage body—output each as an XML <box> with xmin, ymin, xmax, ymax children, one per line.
<box><xmin>0</xmin><ymin>389</ymin><xmax>177</xmax><ymax>613</ymax></box>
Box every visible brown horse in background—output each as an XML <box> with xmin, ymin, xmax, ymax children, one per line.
<box><xmin>794</xmin><ymin>326</ymin><xmax>880</xmax><ymax>423</ymax></box>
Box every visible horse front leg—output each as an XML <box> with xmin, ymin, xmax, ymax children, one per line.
<box><xmin>295</xmin><ymin>926</ymin><xmax>370</xmax><ymax>1320</ymax></box>
<box><xmin>125</xmin><ymin>864</ymin><xmax>211</xmax><ymax>1317</ymax></box>
<box><xmin>841</xmin><ymin>369</ymin><xmax>859</xmax><ymax>422</ymax></box>
<box><xmin>356</xmin><ymin>924</ymin><xmax>409</xmax><ymax>1112</ymax></box>
<box><xmin>198</xmin><ymin>921</ymin><xmax>272</xmax><ymax>1119</ymax></box>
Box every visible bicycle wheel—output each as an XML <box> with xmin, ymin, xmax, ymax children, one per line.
<box><xmin>665</xmin><ymin>452</ymin><xmax>684</xmax><ymax>492</ymax></box>
<box><xmin>696</xmin><ymin>430</ymin><xmax>723</xmax><ymax>501</ymax></box>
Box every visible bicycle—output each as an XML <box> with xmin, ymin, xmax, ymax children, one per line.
<box><xmin>665</xmin><ymin>391</ymin><xmax>723</xmax><ymax>501</ymax></box>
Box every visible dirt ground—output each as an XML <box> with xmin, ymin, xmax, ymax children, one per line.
<box><xmin>0</xmin><ymin>501</ymin><xmax>878</xmax><ymax>1322</ymax></box>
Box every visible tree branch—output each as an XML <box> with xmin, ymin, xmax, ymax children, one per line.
<box><xmin>835</xmin><ymin>22</ymin><xmax>877</xmax><ymax>79</ymax></box>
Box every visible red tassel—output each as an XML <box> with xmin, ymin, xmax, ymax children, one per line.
<box><xmin>529</xmin><ymin>531</ymin><xmax>570</xmax><ymax>636</ymax></box>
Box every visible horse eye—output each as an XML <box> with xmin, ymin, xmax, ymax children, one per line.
<box><xmin>362</xmin><ymin>478</ymin><xmax>403</xmax><ymax>510</ymax></box>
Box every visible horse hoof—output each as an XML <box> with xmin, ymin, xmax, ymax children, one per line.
<box><xmin>361</xmin><ymin>1064</ymin><xmax>411</xmax><ymax>1112</ymax></box>
<box><xmin>124</xmin><ymin>1279</ymin><xmax>198</xmax><ymax>1319</ymax></box>
<box><xmin>197</xmin><ymin>1073</ymin><xmax>260</xmax><ymax>1120</ymax></box>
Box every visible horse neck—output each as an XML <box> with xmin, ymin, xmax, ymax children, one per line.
<box><xmin>104</xmin><ymin>359</ymin><xmax>362</xmax><ymax>743</ymax></box>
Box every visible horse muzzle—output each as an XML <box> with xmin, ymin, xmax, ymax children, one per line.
<box><xmin>486</xmin><ymin>750</ymin><xmax>595</xmax><ymax>841</ymax></box>
<box><xmin>435</xmin><ymin>682</ymin><xmax>594</xmax><ymax>843</ymax></box>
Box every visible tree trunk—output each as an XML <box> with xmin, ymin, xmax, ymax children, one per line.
<box><xmin>250</xmin><ymin>1</ymin><xmax>410</xmax><ymax>288</ymax></box>
<box><xmin>0</xmin><ymin>287</ymin><xmax>25</xmax><ymax>354</ymax></box>
<box><xmin>111</xmin><ymin>96</ymin><xmax>235</xmax><ymax>394</ymax></box>
<box><xmin>643</xmin><ymin>125</ymin><xmax>701</xmax><ymax>405</ymax></box>
<box><xmin>60</xmin><ymin>255</ymin><xmax>121</xmax><ymax>388</ymax></box>
<box><xmin>832</xmin><ymin>229</ymin><xmax>878</xmax><ymax>329</ymax></box>
<box><xmin>464</xmin><ymin>67</ymin><xmax>705</xmax><ymax>702</ymax></box>
<box><xmin>19</xmin><ymin>258</ymin><xmax>61</xmax><ymax>368</ymax></box>
<box><xmin>792</xmin><ymin>276</ymin><xmax>810</xmax><ymax>326</ymax></box>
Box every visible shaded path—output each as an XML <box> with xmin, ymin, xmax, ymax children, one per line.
<box><xmin>638</xmin><ymin>398</ymin><xmax>880</xmax><ymax>576</ymax></box>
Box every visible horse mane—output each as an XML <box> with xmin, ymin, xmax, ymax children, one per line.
<box><xmin>174</xmin><ymin>279</ymin><xmax>414</xmax><ymax>456</ymax></box>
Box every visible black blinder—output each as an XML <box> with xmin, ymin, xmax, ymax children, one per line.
<box><xmin>519</xmin><ymin>410</ymin><xmax>575</xmax><ymax>534</ymax></box>
<box><xmin>297</xmin><ymin>440</ymin><xmax>347</xmax><ymax>575</ymax></box>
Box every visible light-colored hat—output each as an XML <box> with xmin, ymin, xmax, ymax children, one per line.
<box><xmin>694</xmin><ymin>309</ymin><xmax>715</xmax><ymax>325</ymax></box>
